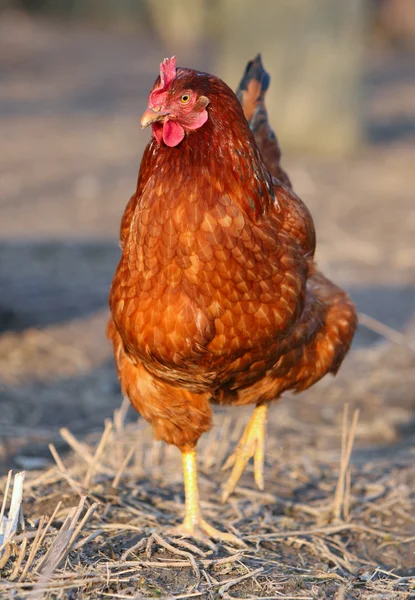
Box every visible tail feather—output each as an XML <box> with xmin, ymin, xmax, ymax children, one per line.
<box><xmin>236</xmin><ymin>54</ymin><xmax>291</xmax><ymax>189</ymax></box>
<box><xmin>236</xmin><ymin>53</ymin><xmax>271</xmax><ymax>118</ymax></box>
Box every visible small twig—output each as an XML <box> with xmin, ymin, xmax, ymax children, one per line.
<box><xmin>112</xmin><ymin>448</ymin><xmax>135</xmax><ymax>488</ymax></box>
<box><xmin>202</xmin><ymin>553</ymin><xmax>243</xmax><ymax>567</ymax></box>
<box><xmin>164</xmin><ymin>594</ymin><xmax>203</xmax><ymax>600</ymax></box>
<box><xmin>113</xmin><ymin>396</ymin><xmax>130</xmax><ymax>436</ymax></box>
<box><xmin>148</xmin><ymin>533</ymin><xmax>201</xmax><ymax>577</ymax></box>
<box><xmin>1</xmin><ymin>472</ymin><xmax>25</xmax><ymax>542</ymax></box>
<box><xmin>344</xmin><ymin>469</ymin><xmax>352</xmax><ymax>521</ymax></box>
<box><xmin>336</xmin><ymin>585</ymin><xmax>346</xmax><ymax>600</ymax></box>
<box><xmin>0</xmin><ymin>470</ymin><xmax>12</xmax><ymax>525</ymax></box>
<box><xmin>83</xmin><ymin>420</ymin><xmax>113</xmax><ymax>489</ymax></box>
<box><xmin>166</xmin><ymin>537</ymin><xmax>207</xmax><ymax>557</ymax></box>
<box><xmin>230</xmin><ymin>485</ymin><xmax>277</xmax><ymax>503</ymax></box>
<box><xmin>378</xmin><ymin>535</ymin><xmax>415</xmax><ymax>548</ymax></box>
<box><xmin>0</xmin><ymin>471</ymin><xmax>25</xmax><ymax>569</ymax></box>
<box><xmin>34</xmin><ymin>506</ymin><xmax>78</xmax><ymax>575</ymax></box>
<box><xmin>30</xmin><ymin>520</ymin><xmax>77</xmax><ymax>598</ymax></box>
<box><xmin>108</xmin><ymin>559</ymin><xmax>195</xmax><ymax>568</ymax></box>
<box><xmin>311</xmin><ymin>536</ymin><xmax>353</xmax><ymax>572</ymax></box>
<box><xmin>48</xmin><ymin>444</ymin><xmax>83</xmax><ymax>496</ymax></box>
<box><xmin>9</xmin><ymin>537</ymin><xmax>27</xmax><ymax>581</ymax></box>
<box><xmin>25</xmin><ymin>468</ymin><xmax>58</xmax><ymax>491</ymax></box>
<box><xmin>247</xmin><ymin>597</ymin><xmax>313</xmax><ymax>600</ymax></box>
<box><xmin>121</xmin><ymin>537</ymin><xmax>147</xmax><ymax>561</ymax></box>
<box><xmin>29</xmin><ymin>516</ymin><xmax>59</xmax><ymax>575</ymax></box>
<box><xmin>244</xmin><ymin>522</ymin><xmax>400</xmax><ymax>541</ymax></box>
<box><xmin>73</xmin><ymin>528</ymin><xmax>103</xmax><ymax>550</ymax></box>
<box><xmin>392</xmin><ymin>575</ymin><xmax>415</xmax><ymax>584</ymax></box>
<box><xmin>39</xmin><ymin>510</ymin><xmax>73</xmax><ymax>565</ymax></box>
<box><xmin>0</xmin><ymin>534</ymin><xmax>14</xmax><ymax>569</ymax></box>
<box><xmin>59</xmin><ymin>428</ymin><xmax>94</xmax><ymax>465</ymax></box>
<box><xmin>101</xmin><ymin>594</ymin><xmax>204</xmax><ymax>600</ymax></box>
<box><xmin>0</xmin><ymin>532</ymin><xmax>14</xmax><ymax>557</ymax></box>
<box><xmin>332</xmin><ymin>406</ymin><xmax>359</xmax><ymax>521</ymax></box>
<box><xmin>18</xmin><ymin>516</ymin><xmax>46</xmax><ymax>581</ymax></box>
<box><xmin>32</xmin><ymin>496</ymin><xmax>95</xmax><ymax>596</ymax></box>
<box><xmin>67</xmin><ymin>501</ymin><xmax>98</xmax><ymax>550</ymax></box>
<box><xmin>358</xmin><ymin>312</ymin><xmax>415</xmax><ymax>352</ymax></box>
<box><xmin>333</xmin><ymin>405</ymin><xmax>349</xmax><ymax>521</ymax></box>
<box><xmin>218</xmin><ymin>566</ymin><xmax>263</xmax><ymax>597</ymax></box>
<box><xmin>30</xmin><ymin>501</ymin><xmax>62</xmax><ymax>575</ymax></box>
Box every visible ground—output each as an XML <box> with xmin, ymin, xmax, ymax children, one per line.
<box><xmin>0</xmin><ymin>11</ymin><xmax>414</xmax><ymax>600</ymax></box>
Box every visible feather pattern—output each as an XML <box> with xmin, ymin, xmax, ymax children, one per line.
<box><xmin>108</xmin><ymin>61</ymin><xmax>357</xmax><ymax>449</ymax></box>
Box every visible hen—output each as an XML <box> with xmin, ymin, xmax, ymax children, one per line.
<box><xmin>108</xmin><ymin>56</ymin><xmax>357</xmax><ymax>544</ymax></box>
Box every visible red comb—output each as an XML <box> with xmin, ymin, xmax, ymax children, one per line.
<box><xmin>148</xmin><ymin>56</ymin><xmax>177</xmax><ymax>107</ymax></box>
<box><xmin>158</xmin><ymin>56</ymin><xmax>176</xmax><ymax>90</ymax></box>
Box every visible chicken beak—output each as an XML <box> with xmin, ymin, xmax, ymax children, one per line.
<box><xmin>140</xmin><ymin>107</ymin><xmax>169</xmax><ymax>129</ymax></box>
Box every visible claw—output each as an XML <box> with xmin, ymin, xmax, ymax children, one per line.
<box><xmin>178</xmin><ymin>447</ymin><xmax>246</xmax><ymax>547</ymax></box>
<box><xmin>168</xmin><ymin>517</ymin><xmax>245</xmax><ymax>548</ymax></box>
<box><xmin>221</xmin><ymin>404</ymin><xmax>268</xmax><ymax>502</ymax></box>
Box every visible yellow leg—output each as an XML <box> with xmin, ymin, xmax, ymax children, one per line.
<box><xmin>168</xmin><ymin>448</ymin><xmax>244</xmax><ymax>546</ymax></box>
<box><xmin>221</xmin><ymin>404</ymin><xmax>268</xmax><ymax>503</ymax></box>
<box><xmin>181</xmin><ymin>448</ymin><xmax>201</xmax><ymax>530</ymax></box>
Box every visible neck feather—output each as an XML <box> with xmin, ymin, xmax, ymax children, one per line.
<box><xmin>141</xmin><ymin>88</ymin><xmax>275</xmax><ymax>219</ymax></box>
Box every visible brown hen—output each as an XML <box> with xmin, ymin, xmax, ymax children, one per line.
<box><xmin>108</xmin><ymin>56</ymin><xmax>357</xmax><ymax>544</ymax></box>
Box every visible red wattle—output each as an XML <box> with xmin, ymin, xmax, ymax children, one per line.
<box><xmin>163</xmin><ymin>120</ymin><xmax>185</xmax><ymax>147</ymax></box>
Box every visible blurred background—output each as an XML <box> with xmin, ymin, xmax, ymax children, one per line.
<box><xmin>0</xmin><ymin>0</ymin><xmax>414</xmax><ymax>473</ymax></box>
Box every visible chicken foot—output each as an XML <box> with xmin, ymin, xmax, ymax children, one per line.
<box><xmin>221</xmin><ymin>404</ymin><xmax>268</xmax><ymax>502</ymax></box>
<box><xmin>168</xmin><ymin>448</ymin><xmax>245</xmax><ymax>547</ymax></box>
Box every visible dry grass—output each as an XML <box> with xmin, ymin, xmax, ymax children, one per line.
<box><xmin>0</xmin><ymin>394</ymin><xmax>414</xmax><ymax>599</ymax></box>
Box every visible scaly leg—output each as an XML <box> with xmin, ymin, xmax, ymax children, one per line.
<box><xmin>168</xmin><ymin>448</ymin><xmax>245</xmax><ymax>546</ymax></box>
<box><xmin>221</xmin><ymin>404</ymin><xmax>268</xmax><ymax>502</ymax></box>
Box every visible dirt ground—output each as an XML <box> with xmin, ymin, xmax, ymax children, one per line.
<box><xmin>0</xmin><ymin>11</ymin><xmax>414</xmax><ymax>600</ymax></box>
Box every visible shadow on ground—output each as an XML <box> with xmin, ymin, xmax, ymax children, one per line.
<box><xmin>0</xmin><ymin>240</ymin><xmax>120</xmax><ymax>332</ymax></box>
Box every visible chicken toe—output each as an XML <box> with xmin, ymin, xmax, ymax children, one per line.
<box><xmin>221</xmin><ymin>404</ymin><xmax>268</xmax><ymax>502</ymax></box>
<box><xmin>168</xmin><ymin>517</ymin><xmax>244</xmax><ymax>547</ymax></box>
<box><xmin>175</xmin><ymin>448</ymin><xmax>245</xmax><ymax>547</ymax></box>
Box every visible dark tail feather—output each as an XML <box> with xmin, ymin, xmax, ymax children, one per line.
<box><xmin>236</xmin><ymin>53</ymin><xmax>270</xmax><ymax>107</ymax></box>
<box><xmin>236</xmin><ymin>54</ymin><xmax>292</xmax><ymax>189</ymax></box>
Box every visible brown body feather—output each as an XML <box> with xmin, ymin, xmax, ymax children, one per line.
<box><xmin>108</xmin><ymin>64</ymin><xmax>357</xmax><ymax>450</ymax></box>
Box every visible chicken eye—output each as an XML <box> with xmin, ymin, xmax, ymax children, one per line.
<box><xmin>180</xmin><ymin>93</ymin><xmax>191</xmax><ymax>104</ymax></box>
